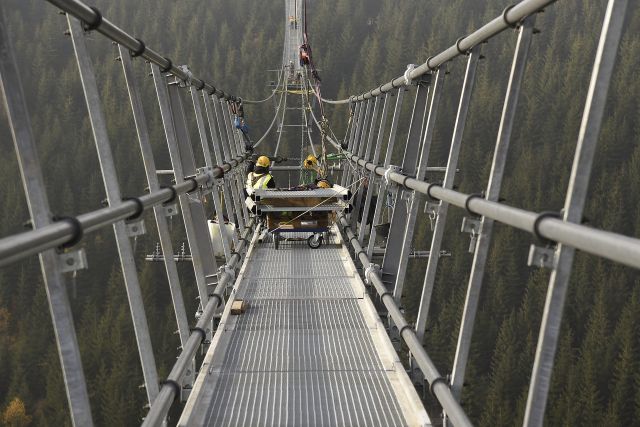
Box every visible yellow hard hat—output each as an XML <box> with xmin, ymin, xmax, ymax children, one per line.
<box><xmin>304</xmin><ymin>155</ymin><xmax>318</xmax><ymax>169</ymax></box>
<box><xmin>317</xmin><ymin>179</ymin><xmax>331</xmax><ymax>189</ymax></box>
<box><xmin>256</xmin><ymin>155</ymin><xmax>271</xmax><ymax>168</ymax></box>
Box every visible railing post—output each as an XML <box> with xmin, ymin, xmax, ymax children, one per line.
<box><xmin>381</xmin><ymin>76</ymin><xmax>431</xmax><ymax>288</ymax></box>
<box><xmin>416</xmin><ymin>48</ymin><xmax>480</xmax><ymax>345</ymax></box>
<box><xmin>68</xmin><ymin>16</ymin><xmax>160</xmax><ymax>404</ymax></box>
<box><xmin>203</xmin><ymin>93</ymin><xmax>240</xmax><ymax>247</ymax></box>
<box><xmin>524</xmin><ymin>1</ymin><xmax>629</xmax><ymax>425</ymax></box>
<box><xmin>366</xmin><ymin>87</ymin><xmax>405</xmax><ymax>258</ymax></box>
<box><xmin>190</xmin><ymin>87</ymin><xmax>232</xmax><ymax>262</ymax></box>
<box><xmin>119</xmin><ymin>47</ymin><xmax>191</xmax><ymax>350</ymax></box>
<box><xmin>358</xmin><ymin>93</ymin><xmax>390</xmax><ymax>243</ymax></box>
<box><xmin>341</xmin><ymin>101</ymin><xmax>363</xmax><ymax>186</ymax></box>
<box><xmin>211</xmin><ymin>96</ymin><xmax>247</xmax><ymax>232</ymax></box>
<box><xmin>351</xmin><ymin>95</ymin><xmax>380</xmax><ymax>231</ymax></box>
<box><xmin>393</xmin><ymin>68</ymin><xmax>445</xmax><ymax>302</ymax></box>
<box><xmin>425</xmin><ymin>17</ymin><xmax>535</xmax><ymax>413</ymax></box>
<box><xmin>410</xmin><ymin>49</ymin><xmax>480</xmax><ymax>411</ymax></box>
<box><xmin>219</xmin><ymin>98</ymin><xmax>250</xmax><ymax>226</ymax></box>
<box><xmin>166</xmin><ymin>78</ymin><xmax>221</xmax><ymax>295</ymax></box>
<box><xmin>0</xmin><ymin>7</ymin><xmax>94</xmax><ymax>425</ymax></box>
<box><xmin>151</xmin><ymin>65</ymin><xmax>212</xmax><ymax>310</ymax></box>
<box><xmin>340</xmin><ymin>100</ymin><xmax>361</xmax><ymax>185</ymax></box>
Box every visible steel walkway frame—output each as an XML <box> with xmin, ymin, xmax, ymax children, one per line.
<box><xmin>179</xmin><ymin>229</ymin><xmax>430</xmax><ymax>427</ymax></box>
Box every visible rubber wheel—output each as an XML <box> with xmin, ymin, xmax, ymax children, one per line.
<box><xmin>307</xmin><ymin>234</ymin><xmax>323</xmax><ymax>249</ymax></box>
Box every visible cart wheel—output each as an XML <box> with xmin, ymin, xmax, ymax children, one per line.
<box><xmin>274</xmin><ymin>232</ymin><xmax>280</xmax><ymax>250</ymax></box>
<box><xmin>307</xmin><ymin>234</ymin><xmax>323</xmax><ymax>249</ymax></box>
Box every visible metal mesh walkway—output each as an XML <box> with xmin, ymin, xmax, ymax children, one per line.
<box><xmin>179</xmin><ymin>233</ymin><xmax>430</xmax><ymax>426</ymax></box>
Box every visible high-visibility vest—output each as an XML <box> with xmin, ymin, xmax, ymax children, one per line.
<box><xmin>246</xmin><ymin>172</ymin><xmax>272</xmax><ymax>189</ymax></box>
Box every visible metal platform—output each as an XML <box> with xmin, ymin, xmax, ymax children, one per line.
<box><xmin>178</xmin><ymin>227</ymin><xmax>430</xmax><ymax>426</ymax></box>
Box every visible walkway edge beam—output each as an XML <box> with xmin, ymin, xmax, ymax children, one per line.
<box><xmin>337</xmin><ymin>214</ymin><xmax>473</xmax><ymax>427</ymax></box>
<box><xmin>142</xmin><ymin>220</ymin><xmax>256</xmax><ymax>427</ymax></box>
<box><xmin>45</xmin><ymin>0</ymin><xmax>239</xmax><ymax>100</ymax></box>
<box><xmin>322</xmin><ymin>0</ymin><xmax>557</xmax><ymax>104</ymax></box>
<box><xmin>0</xmin><ymin>155</ymin><xmax>249</xmax><ymax>267</ymax></box>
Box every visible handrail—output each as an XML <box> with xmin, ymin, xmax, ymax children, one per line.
<box><xmin>0</xmin><ymin>155</ymin><xmax>249</xmax><ymax>267</ymax></box>
<box><xmin>322</xmin><ymin>0</ymin><xmax>557</xmax><ymax>104</ymax></box>
<box><xmin>45</xmin><ymin>0</ymin><xmax>240</xmax><ymax>100</ymax></box>
<box><xmin>337</xmin><ymin>214</ymin><xmax>472</xmax><ymax>427</ymax></box>
<box><xmin>313</xmin><ymin>116</ymin><xmax>640</xmax><ymax>270</ymax></box>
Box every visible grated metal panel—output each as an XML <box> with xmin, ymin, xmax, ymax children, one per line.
<box><xmin>181</xmin><ymin>237</ymin><xmax>427</xmax><ymax>426</ymax></box>
<box><xmin>239</xmin><ymin>278</ymin><xmax>355</xmax><ymax>299</ymax></box>
<box><xmin>246</xmin><ymin>246</ymin><xmax>352</xmax><ymax>278</ymax></box>
<box><xmin>203</xmin><ymin>370</ymin><xmax>407</xmax><ymax>427</ymax></box>
<box><xmin>217</xmin><ymin>329</ymin><xmax>384</xmax><ymax>372</ymax></box>
<box><xmin>229</xmin><ymin>299</ymin><xmax>366</xmax><ymax>331</ymax></box>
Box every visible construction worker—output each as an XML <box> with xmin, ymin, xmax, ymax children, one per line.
<box><xmin>246</xmin><ymin>155</ymin><xmax>276</xmax><ymax>191</ymax></box>
<box><xmin>304</xmin><ymin>154</ymin><xmax>318</xmax><ymax>170</ymax></box>
<box><xmin>316</xmin><ymin>179</ymin><xmax>331</xmax><ymax>189</ymax></box>
<box><xmin>300</xmin><ymin>154</ymin><xmax>318</xmax><ymax>185</ymax></box>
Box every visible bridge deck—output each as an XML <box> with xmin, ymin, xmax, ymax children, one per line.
<box><xmin>179</xmin><ymin>230</ymin><xmax>430</xmax><ymax>426</ymax></box>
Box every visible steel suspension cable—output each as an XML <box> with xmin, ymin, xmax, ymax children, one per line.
<box><xmin>252</xmin><ymin>69</ymin><xmax>288</xmax><ymax>148</ymax></box>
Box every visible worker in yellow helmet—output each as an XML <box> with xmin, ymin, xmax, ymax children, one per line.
<box><xmin>316</xmin><ymin>179</ymin><xmax>331</xmax><ymax>189</ymax></box>
<box><xmin>246</xmin><ymin>155</ymin><xmax>276</xmax><ymax>191</ymax></box>
<box><xmin>304</xmin><ymin>154</ymin><xmax>318</xmax><ymax>169</ymax></box>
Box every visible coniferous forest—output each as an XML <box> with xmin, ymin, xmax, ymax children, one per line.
<box><xmin>1</xmin><ymin>0</ymin><xmax>639</xmax><ymax>425</ymax></box>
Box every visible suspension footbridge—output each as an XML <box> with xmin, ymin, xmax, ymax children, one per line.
<box><xmin>0</xmin><ymin>0</ymin><xmax>637</xmax><ymax>426</ymax></box>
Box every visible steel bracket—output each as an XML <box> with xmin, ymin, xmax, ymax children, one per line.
<box><xmin>58</xmin><ymin>249</ymin><xmax>88</xmax><ymax>273</ymax></box>
<box><xmin>125</xmin><ymin>219</ymin><xmax>146</xmax><ymax>237</ymax></box>
<box><xmin>196</xmin><ymin>166</ymin><xmax>215</xmax><ymax>190</ymax></box>
<box><xmin>364</xmin><ymin>263</ymin><xmax>380</xmax><ymax>284</ymax></box>
<box><xmin>164</xmin><ymin>203</ymin><xmax>179</xmax><ymax>217</ymax></box>
<box><xmin>461</xmin><ymin>217</ymin><xmax>482</xmax><ymax>253</ymax></box>
<box><xmin>527</xmin><ymin>244</ymin><xmax>557</xmax><ymax>269</ymax></box>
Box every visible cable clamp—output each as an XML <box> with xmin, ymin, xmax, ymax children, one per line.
<box><xmin>177</xmin><ymin>64</ymin><xmax>194</xmax><ymax>87</ymax></box>
<box><xmin>384</xmin><ymin>165</ymin><xmax>400</xmax><ymax>186</ymax></box>
<box><xmin>364</xmin><ymin>263</ymin><xmax>380</xmax><ymax>284</ymax></box>
<box><xmin>219</xmin><ymin>265</ymin><xmax>236</xmax><ymax>283</ymax></box>
<box><xmin>527</xmin><ymin>211</ymin><xmax>562</xmax><ymax>269</ymax></box>
<box><xmin>404</xmin><ymin>64</ymin><xmax>417</xmax><ymax>86</ymax></box>
<box><xmin>429</xmin><ymin>376</ymin><xmax>449</xmax><ymax>397</ymax></box>
<box><xmin>52</xmin><ymin>215</ymin><xmax>88</xmax><ymax>273</ymax></box>
<box><xmin>82</xmin><ymin>6</ymin><xmax>103</xmax><ymax>32</ymax></box>
<box><xmin>159</xmin><ymin>379</ymin><xmax>181</xmax><ymax>401</ymax></box>
<box><xmin>196</xmin><ymin>166</ymin><xmax>215</xmax><ymax>190</ymax></box>
<box><xmin>130</xmin><ymin>38</ymin><xmax>146</xmax><ymax>57</ymax></box>
<box><xmin>53</xmin><ymin>216</ymin><xmax>84</xmax><ymax>249</ymax></box>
